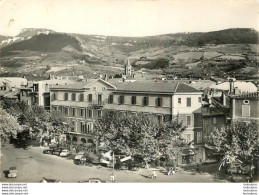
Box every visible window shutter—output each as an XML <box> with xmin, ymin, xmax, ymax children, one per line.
<box><xmin>88</xmin><ymin>94</ymin><xmax>92</xmax><ymax>102</ymax></box>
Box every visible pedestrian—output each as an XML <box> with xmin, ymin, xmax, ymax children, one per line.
<box><xmin>110</xmin><ymin>173</ymin><xmax>115</xmax><ymax>182</ymax></box>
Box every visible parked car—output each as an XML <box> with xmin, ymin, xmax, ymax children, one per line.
<box><xmin>52</xmin><ymin>148</ymin><xmax>63</xmax><ymax>156</ymax></box>
<box><xmin>60</xmin><ymin>150</ymin><xmax>71</xmax><ymax>157</ymax></box>
<box><xmin>43</xmin><ymin>149</ymin><xmax>53</xmax><ymax>154</ymax></box>
<box><xmin>7</xmin><ymin>167</ymin><xmax>17</xmax><ymax>178</ymax></box>
<box><xmin>79</xmin><ymin>178</ymin><xmax>106</xmax><ymax>183</ymax></box>
<box><xmin>74</xmin><ymin>151</ymin><xmax>86</xmax><ymax>160</ymax></box>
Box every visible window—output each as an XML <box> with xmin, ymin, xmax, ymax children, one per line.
<box><xmin>88</xmin><ymin>94</ymin><xmax>92</xmax><ymax>102</ymax></box>
<box><xmin>97</xmin><ymin>110</ymin><xmax>102</xmax><ymax>118</ymax></box>
<box><xmin>242</xmin><ymin>105</ymin><xmax>250</xmax><ymax>116</ymax></box>
<box><xmin>102</xmin><ymin>87</ymin><xmax>106</xmax><ymax>91</ymax></box>
<box><xmin>71</xmin><ymin>121</ymin><xmax>75</xmax><ymax>132</ymax></box>
<box><xmin>109</xmin><ymin>95</ymin><xmax>113</xmax><ymax>104</ymax></box>
<box><xmin>80</xmin><ymin>108</ymin><xmax>84</xmax><ymax>117</ymax></box>
<box><xmin>79</xmin><ymin>94</ymin><xmax>84</xmax><ymax>101</ymax></box>
<box><xmin>65</xmin><ymin>107</ymin><xmax>69</xmax><ymax>115</ymax></box>
<box><xmin>156</xmin><ymin>97</ymin><xmax>163</xmax><ymax>107</ymax></box>
<box><xmin>93</xmin><ymin>87</ymin><xmax>96</xmax><ymax>91</ymax></box>
<box><xmin>243</xmin><ymin>100</ymin><xmax>249</xmax><ymax>104</ymax></box>
<box><xmin>118</xmin><ymin>96</ymin><xmax>124</xmax><ymax>104</ymax></box>
<box><xmin>212</xmin><ymin>117</ymin><xmax>217</xmax><ymax>125</ymax></box>
<box><xmin>131</xmin><ymin>96</ymin><xmax>136</xmax><ymax>105</ymax></box>
<box><xmin>88</xmin><ymin>109</ymin><xmax>93</xmax><ymax>118</ymax></box>
<box><xmin>64</xmin><ymin>93</ymin><xmax>68</xmax><ymax>101</ymax></box>
<box><xmin>52</xmin><ymin>93</ymin><xmax>57</xmax><ymax>101</ymax></box>
<box><xmin>178</xmin><ymin>98</ymin><xmax>181</xmax><ymax>104</ymax></box>
<box><xmin>198</xmin><ymin>97</ymin><xmax>202</xmax><ymax>103</ymax></box>
<box><xmin>86</xmin><ymin>123</ymin><xmax>92</xmax><ymax>134</ymax></box>
<box><xmin>143</xmin><ymin>97</ymin><xmax>149</xmax><ymax>106</ymax></box>
<box><xmin>196</xmin><ymin>132</ymin><xmax>202</xmax><ymax>144</ymax></box>
<box><xmin>59</xmin><ymin>106</ymin><xmax>63</xmax><ymax>114</ymax></box>
<box><xmin>72</xmin><ymin>108</ymin><xmax>76</xmax><ymax>116</ymax></box>
<box><xmin>187</xmin><ymin>115</ymin><xmax>191</xmax><ymax>126</ymax></box>
<box><xmin>54</xmin><ymin>93</ymin><xmax>57</xmax><ymax>100</ymax></box>
<box><xmin>187</xmin><ymin>98</ymin><xmax>191</xmax><ymax>107</ymax></box>
<box><xmin>80</xmin><ymin>122</ymin><xmax>85</xmax><ymax>133</ymax></box>
<box><xmin>72</xmin><ymin>93</ymin><xmax>76</xmax><ymax>101</ymax></box>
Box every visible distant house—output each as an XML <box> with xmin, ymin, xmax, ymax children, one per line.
<box><xmin>229</xmin><ymin>91</ymin><xmax>259</xmax><ymax>123</ymax></box>
<box><xmin>0</xmin><ymin>77</ymin><xmax>27</xmax><ymax>91</ymax></box>
<box><xmin>0</xmin><ymin>77</ymin><xmax>28</xmax><ymax>101</ymax></box>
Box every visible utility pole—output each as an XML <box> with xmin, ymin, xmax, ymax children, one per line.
<box><xmin>112</xmin><ymin>151</ymin><xmax>115</xmax><ymax>174</ymax></box>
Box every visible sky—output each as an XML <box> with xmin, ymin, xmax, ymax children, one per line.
<box><xmin>0</xmin><ymin>0</ymin><xmax>258</xmax><ymax>37</ymax></box>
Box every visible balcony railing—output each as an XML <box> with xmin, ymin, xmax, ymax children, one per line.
<box><xmin>91</xmin><ymin>100</ymin><xmax>105</xmax><ymax>107</ymax></box>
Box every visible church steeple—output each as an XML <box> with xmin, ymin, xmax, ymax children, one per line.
<box><xmin>125</xmin><ymin>58</ymin><xmax>132</xmax><ymax>76</ymax></box>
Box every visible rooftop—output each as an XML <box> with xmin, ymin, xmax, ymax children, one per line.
<box><xmin>113</xmin><ymin>82</ymin><xmax>201</xmax><ymax>94</ymax></box>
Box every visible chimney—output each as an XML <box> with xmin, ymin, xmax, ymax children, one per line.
<box><xmin>104</xmin><ymin>74</ymin><xmax>108</xmax><ymax>81</ymax></box>
<box><xmin>234</xmin><ymin>87</ymin><xmax>240</xmax><ymax>95</ymax></box>
<box><xmin>228</xmin><ymin>78</ymin><xmax>236</xmax><ymax>94</ymax></box>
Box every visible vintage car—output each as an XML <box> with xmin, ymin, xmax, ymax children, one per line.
<box><xmin>52</xmin><ymin>148</ymin><xmax>63</xmax><ymax>156</ymax></box>
<box><xmin>43</xmin><ymin>149</ymin><xmax>54</xmax><ymax>154</ymax></box>
<box><xmin>60</xmin><ymin>150</ymin><xmax>71</xmax><ymax>157</ymax></box>
<box><xmin>7</xmin><ymin>167</ymin><xmax>17</xmax><ymax>178</ymax></box>
<box><xmin>74</xmin><ymin>151</ymin><xmax>86</xmax><ymax>160</ymax></box>
<box><xmin>139</xmin><ymin>168</ymin><xmax>158</xmax><ymax>179</ymax></box>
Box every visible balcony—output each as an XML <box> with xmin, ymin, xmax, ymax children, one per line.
<box><xmin>91</xmin><ymin>100</ymin><xmax>105</xmax><ymax>108</ymax></box>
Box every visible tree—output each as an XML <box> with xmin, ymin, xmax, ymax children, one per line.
<box><xmin>209</xmin><ymin>121</ymin><xmax>259</xmax><ymax>166</ymax></box>
<box><xmin>0</xmin><ymin>108</ymin><xmax>22</xmax><ymax>143</ymax></box>
<box><xmin>1</xmin><ymin>100</ymin><xmax>70</xmax><ymax>146</ymax></box>
<box><xmin>94</xmin><ymin>111</ymin><xmax>186</xmax><ymax>166</ymax></box>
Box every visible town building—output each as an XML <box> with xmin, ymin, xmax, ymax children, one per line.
<box><xmin>229</xmin><ymin>91</ymin><xmax>259</xmax><ymax>123</ymax></box>
<box><xmin>49</xmin><ymin>79</ymin><xmax>117</xmax><ymax>144</ymax></box>
<box><xmin>0</xmin><ymin>77</ymin><xmax>28</xmax><ymax>101</ymax></box>
<box><xmin>0</xmin><ymin>77</ymin><xmax>27</xmax><ymax>91</ymax></box>
<box><xmin>49</xmin><ymin>79</ymin><xmax>203</xmax><ymax>150</ymax></box>
<box><xmin>194</xmin><ymin>78</ymin><xmax>259</xmax><ymax>161</ymax></box>
<box><xmin>20</xmin><ymin>79</ymin><xmax>78</xmax><ymax>110</ymax></box>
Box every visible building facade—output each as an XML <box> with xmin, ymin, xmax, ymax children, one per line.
<box><xmin>194</xmin><ymin>91</ymin><xmax>259</xmax><ymax>161</ymax></box>
<box><xmin>50</xmin><ymin>79</ymin><xmax>117</xmax><ymax>144</ymax></box>
<box><xmin>49</xmin><ymin>79</ymin><xmax>203</xmax><ymax>147</ymax></box>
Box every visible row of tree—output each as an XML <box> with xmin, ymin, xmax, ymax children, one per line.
<box><xmin>1</xmin><ymin>99</ymin><xmax>258</xmax><ymax>170</ymax></box>
<box><xmin>94</xmin><ymin>111</ymin><xmax>187</xmax><ymax>166</ymax></box>
<box><xmin>0</xmin><ymin>99</ymin><xmax>70</xmax><ymax>147</ymax></box>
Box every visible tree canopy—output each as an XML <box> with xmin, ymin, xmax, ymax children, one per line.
<box><xmin>209</xmin><ymin>121</ymin><xmax>259</xmax><ymax>164</ymax></box>
<box><xmin>0</xmin><ymin>108</ymin><xmax>22</xmax><ymax>143</ymax></box>
<box><xmin>94</xmin><ymin>110</ymin><xmax>186</xmax><ymax>164</ymax></box>
<box><xmin>1</xmin><ymin>99</ymin><xmax>70</xmax><ymax>145</ymax></box>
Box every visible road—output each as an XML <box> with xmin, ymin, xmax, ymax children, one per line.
<box><xmin>0</xmin><ymin>144</ymin><xmax>228</xmax><ymax>183</ymax></box>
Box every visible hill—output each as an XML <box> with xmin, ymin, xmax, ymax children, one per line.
<box><xmin>0</xmin><ymin>28</ymin><xmax>258</xmax><ymax>81</ymax></box>
<box><xmin>1</xmin><ymin>33</ymin><xmax>82</xmax><ymax>52</ymax></box>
